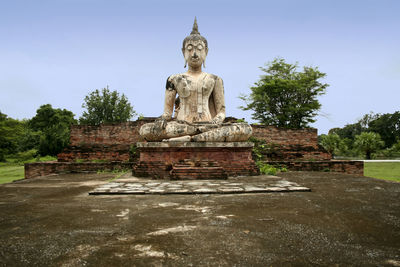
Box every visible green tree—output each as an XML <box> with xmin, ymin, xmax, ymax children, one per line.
<box><xmin>319</xmin><ymin>133</ymin><xmax>344</xmax><ymax>157</ymax></box>
<box><xmin>240</xmin><ymin>58</ymin><xmax>328</xmax><ymax>128</ymax></box>
<box><xmin>0</xmin><ymin>111</ymin><xmax>24</xmax><ymax>161</ymax></box>
<box><xmin>79</xmin><ymin>86</ymin><xmax>136</xmax><ymax>125</ymax></box>
<box><xmin>29</xmin><ymin>104</ymin><xmax>77</xmax><ymax>156</ymax></box>
<box><xmin>17</xmin><ymin>123</ymin><xmax>41</xmax><ymax>152</ymax></box>
<box><xmin>330</xmin><ymin>111</ymin><xmax>400</xmax><ymax>150</ymax></box>
<box><xmin>329</xmin><ymin>123</ymin><xmax>363</xmax><ymax>141</ymax></box>
<box><xmin>368</xmin><ymin>111</ymin><xmax>400</xmax><ymax>148</ymax></box>
<box><xmin>354</xmin><ymin>132</ymin><xmax>384</xmax><ymax>159</ymax></box>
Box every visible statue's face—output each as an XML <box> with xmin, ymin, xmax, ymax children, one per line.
<box><xmin>182</xmin><ymin>40</ymin><xmax>208</xmax><ymax>68</ymax></box>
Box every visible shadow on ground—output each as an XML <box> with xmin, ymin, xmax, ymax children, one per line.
<box><xmin>0</xmin><ymin>172</ymin><xmax>399</xmax><ymax>266</ymax></box>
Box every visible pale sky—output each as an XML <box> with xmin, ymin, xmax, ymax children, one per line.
<box><xmin>1</xmin><ymin>0</ymin><xmax>399</xmax><ymax>134</ymax></box>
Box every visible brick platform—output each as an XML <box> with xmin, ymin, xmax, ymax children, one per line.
<box><xmin>268</xmin><ymin>160</ymin><xmax>364</xmax><ymax>176</ymax></box>
<box><xmin>133</xmin><ymin>142</ymin><xmax>259</xmax><ymax>179</ymax></box>
<box><xmin>25</xmin><ymin>161</ymin><xmax>133</xmax><ymax>179</ymax></box>
<box><xmin>57</xmin><ymin>144</ymin><xmax>131</xmax><ymax>162</ymax></box>
<box><xmin>57</xmin><ymin>120</ymin><xmax>331</xmax><ymax>163</ymax></box>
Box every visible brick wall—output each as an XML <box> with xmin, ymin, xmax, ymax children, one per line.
<box><xmin>252</xmin><ymin>125</ymin><xmax>331</xmax><ymax>161</ymax></box>
<box><xmin>69</xmin><ymin>119</ymin><xmax>154</xmax><ymax>146</ymax></box>
<box><xmin>252</xmin><ymin>125</ymin><xmax>318</xmax><ymax>148</ymax></box>
<box><xmin>25</xmin><ymin>161</ymin><xmax>133</xmax><ymax>179</ymax></box>
<box><xmin>57</xmin><ymin>144</ymin><xmax>132</xmax><ymax>162</ymax></box>
<box><xmin>58</xmin><ymin>119</ymin><xmax>331</xmax><ymax>162</ymax></box>
<box><xmin>269</xmin><ymin>160</ymin><xmax>364</xmax><ymax>176</ymax></box>
<box><xmin>58</xmin><ymin>118</ymin><xmax>155</xmax><ymax>162</ymax></box>
<box><xmin>68</xmin><ymin>120</ymin><xmax>319</xmax><ymax>148</ymax></box>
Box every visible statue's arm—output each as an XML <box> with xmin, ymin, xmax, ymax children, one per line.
<box><xmin>211</xmin><ymin>77</ymin><xmax>226</xmax><ymax>124</ymax></box>
<box><xmin>161</xmin><ymin>76</ymin><xmax>177</xmax><ymax>120</ymax></box>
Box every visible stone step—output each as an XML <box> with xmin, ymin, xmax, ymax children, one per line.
<box><xmin>170</xmin><ymin>161</ymin><xmax>228</xmax><ymax>180</ymax></box>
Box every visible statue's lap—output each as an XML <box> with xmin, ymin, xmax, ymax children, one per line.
<box><xmin>139</xmin><ymin>121</ymin><xmax>252</xmax><ymax>142</ymax></box>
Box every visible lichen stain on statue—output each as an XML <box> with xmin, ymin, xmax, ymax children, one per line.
<box><xmin>139</xmin><ymin>17</ymin><xmax>252</xmax><ymax>142</ymax></box>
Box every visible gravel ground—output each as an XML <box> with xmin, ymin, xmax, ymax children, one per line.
<box><xmin>0</xmin><ymin>171</ymin><xmax>399</xmax><ymax>266</ymax></box>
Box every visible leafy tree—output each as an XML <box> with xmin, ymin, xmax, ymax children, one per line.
<box><xmin>319</xmin><ymin>133</ymin><xmax>344</xmax><ymax>157</ymax></box>
<box><xmin>18</xmin><ymin>124</ymin><xmax>41</xmax><ymax>152</ymax></box>
<box><xmin>80</xmin><ymin>86</ymin><xmax>136</xmax><ymax>125</ymax></box>
<box><xmin>329</xmin><ymin>123</ymin><xmax>363</xmax><ymax>141</ymax></box>
<box><xmin>240</xmin><ymin>58</ymin><xmax>328</xmax><ymax>128</ymax></box>
<box><xmin>354</xmin><ymin>132</ymin><xmax>384</xmax><ymax>159</ymax></box>
<box><xmin>30</xmin><ymin>104</ymin><xmax>77</xmax><ymax>156</ymax></box>
<box><xmin>0</xmin><ymin>111</ymin><xmax>24</xmax><ymax>161</ymax></box>
<box><xmin>368</xmin><ymin>112</ymin><xmax>400</xmax><ymax>148</ymax></box>
<box><xmin>330</xmin><ymin>111</ymin><xmax>400</xmax><ymax>150</ymax></box>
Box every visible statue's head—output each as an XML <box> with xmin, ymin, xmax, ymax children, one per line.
<box><xmin>182</xmin><ymin>17</ymin><xmax>208</xmax><ymax>68</ymax></box>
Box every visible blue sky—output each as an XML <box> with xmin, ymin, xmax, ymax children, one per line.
<box><xmin>1</xmin><ymin>0</ymin><xmax>399</xmax><ymax>134</ymax></box>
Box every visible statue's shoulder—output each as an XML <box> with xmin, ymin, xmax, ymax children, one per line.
<box><xmin>204</xmin><ymin>72</ymin><xmax>223</xmax><ymax>83</ymax></box>
<box><xmin>167</xmin><ymin>73</ymin><xmax>183</xmax><ymax>80</ymax></box>
<box><xmin>165</xmin><ymin>73</ymin><xmax>187</xmax><ymax>90</ymax></box>
<box><xmin>165</xmin><ymin>74</ymin><xmax>179</xmax><ymax>90</ymax></box>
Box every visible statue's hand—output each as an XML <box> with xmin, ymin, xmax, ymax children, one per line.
<box><xmin>211</xmin><ymin>116</ymin><xmax>223</xmax><ymax>124</ymax></box>
<box><xmin>155</xmin><ymin>117</ymin><xmax>168</xmax><ymax>130</ymax></box>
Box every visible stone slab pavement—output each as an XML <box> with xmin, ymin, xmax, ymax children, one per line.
<box><xmin>0</xmin><ymin>171</ymin><xmax>399</xmax><ymax>266</ymax></box>
<box><xmin>89</xmin><ymin>174</ymin><xmax>310</xmax><ymax>195</ymax></box>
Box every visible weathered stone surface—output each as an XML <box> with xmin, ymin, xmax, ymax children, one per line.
<box><xmin>89</xmin><ymin>176</ymin><xmax>310</xmax><ymax>195</ymax></box>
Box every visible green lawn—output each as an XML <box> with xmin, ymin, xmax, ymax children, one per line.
<box><xmin>0</xmin><ymin>164</ymin><xmax>24</xmax><ymax>184</ymax></box>
<box><xmin>0</xmin><ymin>156</ymin><xmax>57</xmax><ymax>184</ymax></box>
<box><xmin>364</xmin><ymin>162</ymin><xmax>400</xmax><ymax>182</ymax></box>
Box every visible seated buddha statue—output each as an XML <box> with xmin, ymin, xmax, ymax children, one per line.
<box><xmin>139</xmin><ymin>18</ymin><xmax>252</xmax><ymax>142</ymax></box>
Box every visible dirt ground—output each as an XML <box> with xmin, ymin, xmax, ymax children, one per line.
<box><xmin>0</xmin><ymin>171</ymin><xmax>399</xmax><ymax>266</ymax></box>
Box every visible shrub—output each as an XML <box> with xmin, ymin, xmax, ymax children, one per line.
<box><xmin>7</xmin><ymin>149</ymin><xmax>38</xmax><ymax>163</ymax></box>
<box><xmin>256</xmin><ymin>161</ymin><xmax>287</xmax><ymax>175</ymax></box>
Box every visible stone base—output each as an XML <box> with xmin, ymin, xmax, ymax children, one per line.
<box><xmin>133</xmin><ymin>142</ymin><xmax>259</xmax><ymax>179</ymax></box>
<box><xmin>89</xmin><ymin>178</ymin><xmax>310</xmax><ymax>195</ymax></box>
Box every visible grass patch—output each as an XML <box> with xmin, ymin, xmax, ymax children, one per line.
<box><xmin>108</xmin><ymin>171</ymin><xmax>128</xmax><ymax>182</ymax></box>
<box><xmin>0</xmin><ymin>156</ymin><xmax>57</xmax><ymax>184</ymax></box>
<box><xmin>96</xmin><ymin>169</ymin><xmax>129</xmax><ymax>182</ymax></box>
<box><xmin>0</xmin><ymin>165</ymin><xmax>25</xmax><ymax>184</ymax></box>
<box><xmin>364</xmin><ymin>162</ymin><xmax>400</xmax><ymax>182</ymax></box>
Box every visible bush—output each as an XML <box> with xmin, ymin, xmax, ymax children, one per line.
<box><xmin>256</xmin><ymin>161</ymin><xmax>287</xmax><ymax>175</ymax></box>
<box><xmin>378</xmin><ymin>141</ymin><xmax>400</xmax><ymax>158</ymax></box>
<box><xmin>6</xmin><ymin>149</ymin><xmax>38</xmax><ymax>163</ymax></box>
<box><xmin>260</xmin><ymin>164</ymin><xmax>277</xmax><ymax>175</ymax></box>
<box><xmin>248</xmin><ymin>136</ymin><xmax>281</xmax><ymax>161</ymax></box>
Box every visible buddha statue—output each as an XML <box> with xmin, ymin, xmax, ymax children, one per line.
<box><xmin>140</xmin><ymin>18</ymin><xmax>252</xmax><ymax>142</ymax></box>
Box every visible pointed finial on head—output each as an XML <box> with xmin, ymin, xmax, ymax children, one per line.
<box><xmin>183</xmin><ymin>16</ymin><xmax>208</xmax><ymax>50</ymax></box>
<box><xmin>191</xmin><ymin>17</ymin><xmax>200</xmax><ymax>35</ymax></box>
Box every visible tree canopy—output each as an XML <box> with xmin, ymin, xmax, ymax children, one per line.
<box><xmin>319</xmin><ymin>133</ymin><xmax>344</xmax><ymax>157</ymax></box>
<box><xmin>30</xmin><ymin>104</ymin><xmax>77</xmax><ymax>156</ymax></box>
<box><xmin>240</xmin><ymin>58</ymin><xmax>328</xmax><ymax>128</ymax></box>
<box><xmin>79</xmin><ymin>86</ymin><xmax>136</xmax><ymax>125</ymax></box>
<box><xmin>0</xmin><ymin>111</ymin><xmax>25</xmax><ymax>161</ymax></box>
<box><xmin>329</xmin><ymin>111</ymin><xmax>400</xmax><ymax>149</ymax></box>
<box><xmin>354</xmin><ymin>132</ymin><xmax>384</xmax><ymax>159</ymax></box>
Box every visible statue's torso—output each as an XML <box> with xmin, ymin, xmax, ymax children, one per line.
<box><xmin>169</xmin><ymin>72</ymin><xmax>219</xmax><ymax>123</ymax></box>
